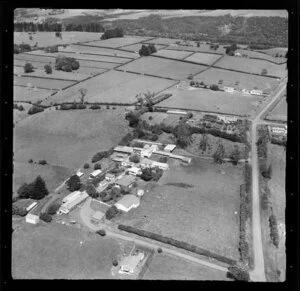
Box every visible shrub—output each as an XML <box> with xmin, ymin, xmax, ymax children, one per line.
<box><xmin>106</xmin><ymin>105</ymin><xmax>110</xmax><ymax>109</ymax></box>
<box><xmin>85</xmin><ymin>183</ymin><xmax>99</xmax><ymax>198</ymax></box>
<box><xmin>190</xmin><ymin>81</ymin><xmax>195</xmax><ymax>86</ymax></box>
<box><xmin>97</xmin><ymin>229</ymin><xmax>106</xmax><ymax>236</ymax></box>
<box><xmin>139</xmin><ymin>44</ymin><xmax>151</xmax><ymax>56</ymax></box>
<box><xmin>148</xmin><ymin>116</ymin><xmax>153</xmax><ymax>120</ymax></box>
<box><xmin>24</xmin><ymin>62</ymin><xmax>34</xmax><ymax>73</ymax></box>
<box><xmin>44</xmin><ymin>64</ymin><xmax>52</xmax><ymax>74</ymax></box>
<box><xmin>28</xmin><ymin>159</ymin><xmax>33</xmax><ymax>163</ymax></box>
<box><xmin>91</xmin><ymin>151</ymin><xmax>109</xmax><ymax>163</ymax></box>
<box><xmin>44</xmin><ymin>45</ymin><xmax>58</xmax><ymax>53</ymax></box>
<box><xmin>18</xmin><ymin>105</ymin><xmax>24</xmax><ymax>111</ymax></box>
<box><xmin>76</xmin><ymin>104</ymin><xmax>86</xmax><ymax>109</ymax></box>
<box><xmin>28</xmin><ymin>106</ymin><xmax>44</xmax><ymax>115</ymax></box>
<box><xmin>90</xmin><ymin>104</ymin><xmax>101</xmax><ymax>110</ymax></box>
<box><xmin>47</xmin><ymin>203</ymin><xmax>61</xmax><ymax>215</ymax></box>
<box><xmin>39</xmin><ymin>212</ymin><xmax>52</xmax><ymax>223</ymax></box>
<box><xmin>38</xmin><ymin>160</ymin><xmax>47</xmax><ymax>165</ymax></box>
<box><xmin>83</xmin><ymin>163</ymin><xmax>90</xmax><ymax>169</ymax></box>
<box><xmin>159</xmin><ymin>156</ymin><xmax>168</xmax><ymax>163</ymax></box>
<box><xmin>105</xmin><ymin>206</ymin><xmax>119</xmax><ymax>220</ymax></box>
<box><xmin>94</xmin><ymin>163</ymin><xmax>102</xmax><ymax>170</ymax></box>
<box><xmin>129</xmin><ymin>154</ymin><xmax>140</xmax><ymax>163</ymax></box>
<box><xmin>157</xmin><ymin>248</ymin><xmax>163</xmax><ymax>253</ymax></box>
<box><xmin>227</xmin><ymin>265</ymin><xmax>250</xmax><ymax>281</ymax></box>
<box><xmin>14</xmin><ymin>44</ymin><xmax>20</xmax><ymax>54</ymax></box>
<box><xmin>210</xmin><ymin>84</ymin><xmax>219</xmax><ymax>91</ymax></box>
<box><xmin>187</xmin><ymin>74</ymin><xmax>193</xmax><ymax>80</ymax></box>
<box><xmin>101</xmin><ymin>27</ymin><xmax>123</xmax><ymax>40</ymax></box>
<box><xmin>269</xmin><ymin>214</ymin><xmax>279</xmax><ymax>248</ymax></box>
<box><xmin>12</xmin><ymin>204</ymin><xmax>27</xmax><ymax>216</ymax></box>
<box><xmin>112</xmin><ymin>107</ymin><xmax>116</xmax><ymax>110</ymax></box>
<box><xmin>112</xmin><ymin>259</ymin><xmax>118</xmax><ymax>267</ymax></box>
<box><xmin>132</xmin><ymin>141</ymin><xmax>144</xmax><ymax>148</ymax></box>
<box><xmin>19</xmin><ymin>43</ymin><xmax>31</xmax><ymax>52</ymax></box>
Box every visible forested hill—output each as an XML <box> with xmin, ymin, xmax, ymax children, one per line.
<box><xmin>108</xmin><ymin>14</ymin><xmax>288</xmax><ymax>48</ymax></box>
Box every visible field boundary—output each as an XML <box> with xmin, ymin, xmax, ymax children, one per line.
<box><xmin>182</xmin><ymin>51</ymin><xmax>196</xmax><ymax>60</ymax></box>
<box><xmin>13</xmin><ymin>73</ymin><xmax>81</xmax><ymax>83</ymax></box>
<box><xmin>57</xmin><ymin>50</ymin><xmax>136</xmax><ymax>60</ymax></box>
<box><xmin>164</xmin><ymin>47</ymin><xmax>224</xmax><ymax>56</ymax></box>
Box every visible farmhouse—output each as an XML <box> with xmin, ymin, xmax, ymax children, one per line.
<box><xmin>115</xmin><ymin>175</ymin><xmax>136</xmax><ymax>188</ymax></box>
<box><xmin>91</xmin><ymin>211</ymin><xmax>105</xmax><ymax>225</ymax></box>
<box><xmin>250</xmin><ymin>89</ymin><xmax>263</xmax><ymax>96</ymax></box>
<box><xmin>25</xmin><ymin>213</ymin><xmax>39</xmax><ymax>224</ymax></box>
<box><xmin>115</xmin><ymin>195</ymin><xmax>140</xmax><ymax>212</ymax></box>
<box><xmin>164</xmin><ymin>144</ymin><xmax>176</xmax><ymax>152</ymax></box>
<box><xmin>114</xmin><ymin>146</ymin><xmax>134</xmax><ymax>154</ymax></box>
<box><xmin>59</xmin><ymin>191</ymin><xmax>89</xmax><ymax>214</ymax></box>
<box><xmin>223</xmin><ymin>86</ymin><xmax>235</xmax><ymax>93</ymax></box>
<box><xmin>119</xmin><ymin>253</ymin><xmax>145</xmax><ymax>274</ymax></box>
<box><xmin>89</xmin><ymin>169</ymin><xmax>102</xmax><ymax>179</ymax></box>
<box><xmin>167</xmin><ymin>110</ymin><xmax>187</xmax><ymax>115</ymax></box>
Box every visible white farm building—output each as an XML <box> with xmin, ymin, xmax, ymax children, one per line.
<box><xmin>115</xmin><ymin>195</ymin><xmax>140</xmax><ymax>212</ymax></box>
<box><xmin>59</xmin><ymin>191</ymin><xmax>89</xmax><ymax>214</ymax></box>
<box><xmin>25</xmin><ymin>213</ymin><xmax>39</xmax><ymax>224</ymax></box>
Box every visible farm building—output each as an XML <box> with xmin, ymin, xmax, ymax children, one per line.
<box><xmin>115</xmin><ymin>195</ymin><xmax>140</xmax><ymax>212</ymax></box>
<box><xmin>114</xmin><ymin>146</ymin><xmax>134</xmax><ymax>154</ymax></box>
<box><xmin>167</xmin><ymin>110</ymin><xmax>187</xmax><ymax>115</ymax></box>
<box><xmin>119</xmin><ymin>252</ymin><xmax>145</xmax><ymax>274</ymax></box>
<box><xmin>140</xmin><ymin>145</ymin><xmax>158</xmax><ymax>158</ymax></box>
<box><xmin>164</xmin><ymin>144</ymin><xmax>176</xmax><ymax>152</ymax></box>
<box><xmin>76</xmin><ymin>171</ymin><xmax>84</xmax><ymax>178</ymax></box>
<box><xmin>105</xmin><ymin>173</ymin><xmax>115</xmax><ymax>181</ymax></box>
<box><xmin>223</xmin><ymin>86</ymin><xmax>235</xmax><ymax>93</ymax></box>
<box><xmin>90</xmin><ymin>211</ymin><xmax>105</xmax><ymax>225</ymax></box>
<box><xmin>25</xmin><ymin>213</ymin><xmax>39</xmax><ymax>224</ymax></box>
<box><xmin>127</xmin><ymin>166</ymin><xmax>142</xmax><ymax>176</ymax></box>
<box><xmin>140</xmin><ymin>158</ymin><xmax>169</xmax><ymax>170</ymax></box>
<box><xmin>269</xmin><ymin>125</ymin><xmax>287</xmax><ymax>136</ymax></box>
<box><xmin>62</xmin><ymin>191</ymin><xmax>82</xmax><ymax>204</ymax></box>
<box><xmin>242</xmin><ymin>89</ymin><xmax>251</xmax><ymax>95</ymax></box>
<box><xmin>217</xmin><ymin>115</ymin><xmax>238</xmax><ymax>124</ymax></box>
<box><xmin>26</xmin><ymin>201</ymin><xmax>38</xmax><ymax>212</ymax></box>
<box><xmin>132</xmin><ymin>139</ymin><xmax>163</xmax><ymax>146</ymax></box>
<box><xmin>234</xmin><ymin>52</ymin><xmax>241</xmax><ymax>57</ymax></box>
<box><xmin>58</xmin><ymin>191</ymin><xmax>89</xmax><ymax>214</ymax></box>
<box><xmin>250</xmin><ymin>90</ymin><xmax>263</xmax><ymax>96</ymax></box>
<box><xmin>203</xmin><ymin>114</ymin><xmax>218</xmax><ymax>122</ymax></box>
<box><xmin>89</xmin><ymin>169</ymin><xmax>102</xmax><ymax>178</ymax></box>
<box><xmin>136</xmin><ymin>189</ymin><xmax>145</xmax><ymax>197</ymax></box>
<box><xmin>115</xmin><ymin>175</ymin><xmax>136</xmax><ymax>188</ymax></box>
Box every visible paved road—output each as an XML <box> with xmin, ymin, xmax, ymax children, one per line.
<box><xmin>249</xmin><ymin>82</ymin><xmax>286</xmax><ymax>282</ymax></box>
<box><xmin>79</xmin><ymin>197</ymin><xmax>228</xmax><ymax>273</ymax></box>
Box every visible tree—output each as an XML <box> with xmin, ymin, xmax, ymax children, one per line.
<box><xmin>230</xmin><ymin>146</ymin><xmax>240</xmax><ymax>165</ymax></box>
<box><xmin>12</xmin><ymin>204</ymin><xmax>27</xmax><ymax>216</ymax></box>
<box><xmin>227</xmin><ymin>265</ymin><xmax>250</xmax><ymax>281</ymax></box>
<box><xmin>44</xmin><ymin>64</ymin><xmax>52</xmax><ymax>74</ymax></box>
<box><xmin>126</xmin><ymin>111</ymin><xmax>140</xmax><ymax>128</ymax></box>
<box><xmin>38</xmin><ymin>160</ymin><xmax>47</xmax><ymax>165</ymax></box>
<box><xmin>111</xmin><ymin>187</ymin><xmax>121</xmax><ymax>201</ymax></box>
<box><xmin>24</xmin><ymin>62</ymin><xmax>34</xmax><ymax>73</ymax></box>
<box><xmin>17</xmin><ymin>182</ymin><xmax>34</xmax><ymax>199</ymax></box>
<box><xmin>105</xmin><ymin>205</ymin><xmax>119</xmax><ymax>220</ymax></box>
<box><xmin>83</xmin><ymin>163</ymin><xmax>90</xmax><ymax>169</ymax></box>
<box><xmin>14</xmin><ymin>44</ymin><xmax>20</xmax><ymax>54</ymax></box>
<box><xmin>55</xmin><ymin>31</ymin><xmax>62</xmax><ymax>38</ymax></box>
<box><xmin>261</xmin><ymin>68</ymin><xmax>268</xmax><ymax>75</ymax></box>
<box><xmin>47</xmin><ymin>203</ymin><xmax>61</xmax><ymax>215</ymax></box>
<box><xmin>129</xmin><ymin>154</ymin><xmax>140</xmax><ymax>163</ymax></box>
<box><xmin>196</xmin><ymin>42</ymin><xmax>200</xmax><ymax>47</ymax></box>
<box><xmin>30</xmin><ymin>176</ymin><xmax>49</xmax><ymax>200</ymax></box>
<box><xmin>148</xmin><ymin>43</ymin><xmax>157</xmax><ymax>54</ymax></box>
<box><xmin>55</xmin><ymin>56</ymin><xmax>79</xmax><ymax>72</ymax></box>
<box><xmin>66</xmin><ymin>175</ymin><xmax>82</xmax><ymax>192</ymax></box>
<box><xmin>213</xmin><ymin>141</ymin><xmax>225</xmax><ymax>164</ymax></box>
<box><xmin>40</xmin><ymin>212</ymin><xmax>52</xmax><ymax>223</ymax></box>
<box><xmin>79</xmin><ymin>88</ymin><xmax>87</xmax><ymax>104</ymax></box>
<box><xmin>210</xmin><ymin>84</ymin><xmax>219</xmax><ymax>91</ymax></box>
<box><xmin>139</xmin><ymin>44</ymin><xmax>150</xmax><ymax>56</ymax></box>
<box><xmin>85</xmin><ymin>184</ymin><xmax>98</xmax><ymax>198</ymax></box>
<box><xmin>262</xmin><ymin>164</ymin><xmax>272</xmax><ymax>179</ymax></box>
<box><xmin>94</xmin><ymin>163</ymin><xmax>102</xmax><ymax>170</ymax></box>
<box><xmin>187</xmin><ymin>74</ymin><xmax>193</xmax><ymax>80</ymax></box>
<box><xmin>144</xmin><ymin>91</ymin><xmax>155</xmax><ymax>112</ymax></box>
<box><xmin>141</xmin><ymin>168</ymin><xmax>153</xmax><ymax>181</ymax></box>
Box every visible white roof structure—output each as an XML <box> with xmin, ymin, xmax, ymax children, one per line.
<box><xmin>62</xmin><ymin>191</ymin><xmax>81</xmax><ymax>204</ymax></box>
<box><xmin>114</xmin><ymin>146</ymin><xmax>134</xmax><ymax>154</ymax></box>
<box><xmin>26</xmin><ymin>213</ymin><xmax>39</xmax><ymax>224</ymax></box>
<box><xmin>115</xmin><ymin>175</ymin><xmax>136</xmax><ymax>187</ymax></box>
<box><xmin>119</xmin><ymin>253</ymin><xmax>145</xmax><ymax>274</ymax></box>
<box><xmin>90</xmin><ymin>169</ymin><xmax>102</xmax><ymax>178</ymax></box>
<box><xmin>59</xmin><ymin>191</ymin><xmax>89</xmax><ymax>214</ymax></box>
<box><xmin>164</xmin><ymin>144</ymin><xmax>176</xmax><ymax>152</ymax></box>
<box><xmin>26</xmin><ymin>201</ymin><xmax>37</xmax><ymax>212</ymax></box>
<box><xmin>91</xmin><ymin>211</ymin><xmax>105</xmax><ymax>222</ymax></box>
<box><xmin>140</xmin><ymin>158</ymin><xmax>169</xmax><ymax>170</ymax></box>
<box><xmin>115</xmin><ymin>195</ymin><xmax>140</xmax><ymax>212</ymax></box>
<box><xmin>76</xmin><ymin>171</ymin><xmax>84</xmax><ymax>178</ymax></box>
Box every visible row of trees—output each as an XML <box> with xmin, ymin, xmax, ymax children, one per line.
<box><xmin>14</xmin><ymin>43</ymin><xmax>31</xmax><ymax>54</ymax></box>
<box><xmin>101</xmin><ymin>27</ymin><xmax>124</xmax><ymax>40</ymax></box>
<box><xmin>55</xmin><ymin>56</ymin><xmax>80</xmax><ymax>72</ymax></box>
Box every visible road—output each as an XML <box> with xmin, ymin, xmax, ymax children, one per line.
<box><xmin>79</xmin><ymin>197</ymin><xmax>228</xmax><ymax>273</ymax></box>
<box><xmin>249</xmin><ymin>82</ymin><xmax>286</xmax><ymax>282</ymax></box>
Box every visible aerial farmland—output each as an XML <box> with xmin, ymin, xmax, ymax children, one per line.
<box><xmin>12</xmin><ymin>8</ymin><xmax>288</xmax><ymax>283</ymax></box>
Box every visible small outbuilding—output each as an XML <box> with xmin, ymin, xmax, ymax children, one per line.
<box><xmin>89</xmin><ymin>169</ymin><xmax>102</xmax><ymax>178</ymax></box>
<box><xmin>91</xmin><ymin>211</ymin><xmax>105</xmax><ymax>225</ymax></box>
<box><xmin>164</xmin><ymin>144</ymin><xmax>176</xmax><ymax>152</ymax></box>
<box><xmin>26</xmin><ymin>213</ymin><xmax>40</xmax><ymax>224</ymax></box>
<box><xmin>119</xmin><ymin>253</ymin><xmax>145</xmax><ymax>274</ymax></box>
<box><xmin>115</xmin><ymin>195</ymin><xmax>140</xmax><ymax>212</ymax></box>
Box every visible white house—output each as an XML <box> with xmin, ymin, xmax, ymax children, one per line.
<box><xmin>62</xmin><ymin>191</ymin><xmax>81</xmax><ymax>204</ymax></box>
<box><xmin>115</xmin><ymin>195</ymin><xmax>140</xmax><ymax>212</ymax></box>
<box><xmin>119</xmin><ymin>253</ymin><xmax>145</xmax><ymax>274</ymax></box>
<box><xmin>250</xmin><ymin>90</ymin><xmax>263</xmax><ymax>96</ymax></box>
<box><xmin>223</xmin><ymin>86</ymin><xmax>235</xmax><ymax>93</ymax></box>
<box><xmin>234</xmin><ymin>52</ymin><xmax>241</xmax><ymax>57</ymax></box>
<box><xmin>89</xmin><ymin>169</ymin><xmax>102</xmax><ymax>178</ymax></box>
<box><xmin>26</xmin><ymin>213</ymin><xmax>39</xmax><ymax>224</ymax></box>
<box><xmin>164</xmin><ymin>144</ymin><xmax>176</xmax><ymax>152</ymax></box>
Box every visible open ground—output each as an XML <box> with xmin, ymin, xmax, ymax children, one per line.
<box><xmin>265</xmin><ymin>98</ymin><xmax>287</xmax><ymax>122</ymax></box>
<box><xmin>13</xmin><ymin>86</ymin><xmax>55</xmax><ymax>102</ymax></box>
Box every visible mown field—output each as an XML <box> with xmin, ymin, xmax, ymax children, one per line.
<box><xmin>59</xmin><ymin>44</ymin><xmax>139</xmax><ymax>58</ymax></box>
<box><xmin>12</xmin><ymin>223</ymin><xmax>120</xmax><ymax>279</ymax></box>
<box><xmin>214</xmin><ymin>55</ymin><xmax>287</xmax><ymax>78</ymax></box>
<box><xmin>14</xmin><ymin>75</ymin><xmax>76</xmax><ymax>90</ymax></box>
<box><xmin>13</xmin><ymin>102</ymin><xmax>32</xmax><ymax>123</ymax></box>
<box><xmin>194</xmin><ymin>67</ymin><xmax>280</xmax><ymax>92</ymax></box>
<box><xmin>14</xmin><ymin>31</ymin><xmax>102</xmax><ymax>47</ymax></box>
<box><xmin>115</xmin><ymin>158</ymin><xmax>242</xmax><ymax>260</ymax></box>
<box><xmin>167</xmin><ymin>43</ymin><xmax>226</xmax><ymax>54</ymax></box>
<box><xmin>235</xmin><ymin>49</ymin><xmax>286</xmax><ymax>63</ymax></box>
<box><xmin>185</xmin><ymin>52</ymin><xmax>222</xmax><ymax>65</ymax></box>
<box><xmin>158</xmin><ymin>87</ymin><xmax>263</xmax><ymax>116</ymax></box>
<box><xmin>265</xmin><ymin>98</ymin><xmax>287</xmax><ymax>122</ymax></box>
<box><xmin>153</xmin><ymin>49</ymin><xmax>192</xmax><ymax>60</ymax></box>
<box><xmin>118</xmin><ymin>56</ymin><xmax>207</xmax><ymax>80</ymax></box>
<box><xmin>83</xmin><ymin>36</ymin><xmax>153</xmax><ymax>48</ymax></box>
<box><xmin>42</xmin><ymin>70</ymin><xmax>176</xmax><ymax>105</ymax></box>
<box><xmin>14</xmin><ymin>85</ymin><xmax>55</xmax><ymax>102</ymax></box>
<box><xmin>121</xmin><ymin>43</ymin><xmax>167</xmax><ymax>52</ymax></box>
<box><xmin>13</xmin><ymin>108</ymin><xmax>131</xmax><ymax>170</ymax></box>
<box><xmin>143</xmin><ymin>252</ymin><xmax>230</xmax><ymax>280</ymax></box>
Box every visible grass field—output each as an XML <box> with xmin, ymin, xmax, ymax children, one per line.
<box><xmin>235</xmin><ymin>49</ymin><xmax>286</xmax><ymax>63</ymax></box>
<box><xmin>14</xmin><ymin>31</ymin><xmax>102</xmax><ymax>47</ymax></box>
<box><xmin>256</xmin><ymin>48</ymin><xmax>287</xmax><ymax>58</ymax></box>
<box><xmin>194</xmin><ymin>67</ymin><xmax>280</xmax><ymax>92</ymax></box>
<box><xmin>14</xmin><ymin>86</ymin><xmax>55</xmax><ymax>102</ymax></box>
<box><xmin>143</xmin><ymin>252</ymin><xmax>230</xmax><ymax>280</ymax></box>
<box><xmin>13</xmin><ymin>108</ymin><xmax>131</xmax><ymax>170</ymax></box>
<box><xmin>59</xmin><ymin>44</ymin><xmax>139</xmax><ymax>58</ymax></box>
<box><xmin>26</xmin><ymin>50</ymin><xmax>132</xmax><ymax>63</ymax></box>
<box><xmin>153</xmin><ymin>49</ymin><xmax>193</xmax><ymax>60</ymax></box>
<box><xmin>14</xmin><ymin>75</ymin><xmax>76</xmax><ymax>90</ymax></box>
<box><xmin>184</xmin><ymin>52</ymin><xmax>222</xmax><ymax>65</ymax></box>
<box><xmin>84</xmin><ymin>36</ymin><xmax>153</xmax><ymax>48</ymax></box>
<box><xmin>158</xmin><ymin>87</ymin><xmax>263</xmax><ymax>116</ymax></box>
<box><xmin>115</xmin><ymin>158</ymin><xmax>242</xmax><ymax>260</ymax></box>
<box><xmin>15</xmin><ymin>53</ymin><xmax>56</xmax><ymax>64</ymax></box>
<box><xmin>214</xmin><ymin>55</ymin><xmax>287</xmax><ymax>78</ymax></box>
<box><xmin>13</xmin><ymin>102</ymin><xmax>32</xmax><ymax>123</ymax></box>
<box><xmin>118</xmin><ymin>56</ymin><xmax>207</xmax><ymax>80</ymax></box>
<box><xmin>42</xmin><ymin>70</ymin><xmax>176</xmax><ymax>105</ymax></box>
<box><xmin>167</xmin><ymin>43</ymin><xmax>226</xmax><ymax>54</ymax></box>
<box><xmin>121</xmin><ymin>43</ymin><xmax>167</xmax><ymax>52</ymax></box>
<box><xmin>265</xmin><ymin>98</ymin><xmax>287</xmax><ymax>122</ymax></box>
<box><xmin>140</xmin><ymin>112</ymin><xmax>168</xmax><ymax>125</ymax></box>
<box><xmin>12</xmin><ymin>223</ymin><xmax>121</xmax><ymax>279</ymax></box>
<box><xmin>13</xmin><ymin>161</ymin><xmax>73</xmax><ymax>194</ymax></box>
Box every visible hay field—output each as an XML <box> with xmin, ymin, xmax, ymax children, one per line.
<box><xmin>59</xmin><ymin>44</ymin><xmax>139</xmax><ymax>58</ymax></box>
<box><xmin>14</xmin><ymin>31</ymin><xmax>102</xmax><ymax>47</ymax></box>
<box><xmin>185</xmin><ymin>52</ymin><xmax>222</xmax><ymax>65</ymax></box>
<box><xmin>118</xmin><ymin>56</ymin><xmax>207</xmax><ymax>80</ymax></box>
<box><xmin>13</xmin><ymin>108</ymin><xmax>131</xmax><ymax>170</ymax></box>
<box><xmin>153</xmin><ymin>49</ymin><xmax>192</xmax><ymax>60</ymax></box>
<box><xmin>158</xmin><ymin>87</ymin><xmax>262</xmax><ymax>116</ymax></box>
<box><xmin>121</xmin><ymin>43</ymin><xmax>167</xmax><ymax>52</ymax></box>
<box><xmin>115</xmin><ymin>158</ymin><xmax>242</xmax><ymax>260</ymax></box>
<box><xmin>265</xmin><ymin>98</ymin><xmax>287</xmax><ymax>122</ymax></box>
<box><xmin>14</xmin><ymin>75</ymin><xmax>76</xmax><ymax>90</ymax></box>
<box><xmin>13</xmin><ymin>85</ymin><xmax>55</xmax><ymax>102</ymax></box>
<box><xmin>214</xmin><ymin>55</ymin><xmax>287</xmax><ymax>78</ymax></box>
<box><xmin>12</xmin><ymin>223</ymin><xmax>121</xmax><ymax>279</ymax></box>
<box><xmin>194</xmin><ymin>67</ymin><xmax>280</xmax><ymax>92</ymax></box>
<box><xmin>84</xmin><ymin>36</ymin><xmax>153</xmax><ymax>48</ymax></box>
<box><xmin>42</xmin><ymin>70</ymin><xmax>176</xmax><ymax>105</ymax></box>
